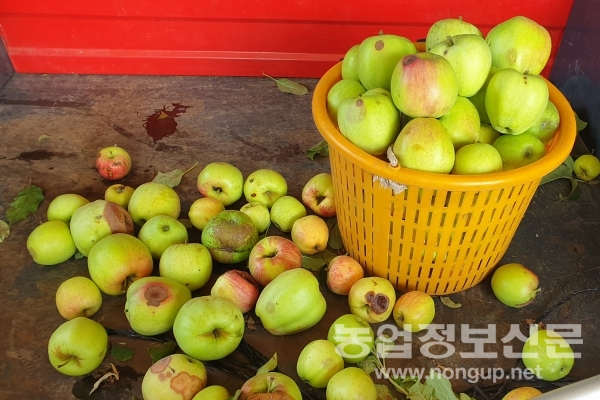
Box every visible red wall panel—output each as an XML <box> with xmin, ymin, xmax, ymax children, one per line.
<box><xmin>0</xmin><ymin>0</ymin><xmax>574</xmax><ymax>77</ymax></box>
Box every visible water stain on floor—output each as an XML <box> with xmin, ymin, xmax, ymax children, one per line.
<box><xmin>143</xmin><ymin>103</ymin><xmax>191</xmax><ymax>142</ymax></box>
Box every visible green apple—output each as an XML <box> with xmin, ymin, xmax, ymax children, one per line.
<box><xmin>392</xmin><ymin>290</ymin><xmax>435</xmax><ymax>333</ymax></box>
<box><xmin>341</xmin><ymin>44</ymin><xmax>360</xmax><ymax>81</ymax></box>
<box><xmin>326</xmin><ymin>79</ymin><xmax>366</xmax><ymax>122</ymax></box>
<box><xmin>270</xmin><ymin>195</ymin><xmax>306</xmax><ymax>232</ymax></box>
<box><xmin>243</xmin><ymin>168</ymin><xmax>288</xmax><ymax>208</ymax></box>
<box><xmin>138</xmin><ymin>214</ymin><xmax>189</xmax><ymax>259</ymax></box>
<box><xmin>240</xmin><ymin>202</ymin><xmax>271</xmax><ymax>232</ymax></box>
<box><xmin>128</xmin><ymin>181</ymin><xmax>181</xmax><ymax>226</ymax></box>
<box><xmin>356</xmin><ymin>34</ymin><xmax>417</xmax><ymax>90</ymax></box>
<box><xmin>291</xmin><ymin>215</ymin><xmax>329</xmax><ymax>255</ymax></box>
<box><xmin>188</xmin><ymin>196</ymin><xmax>225</xmax><ymax>230</ymax></box>
<box><xmin>522</xmin><ymin>329</ymin><xmax>575</xmax><ymax>381</ymax></box>
<box><xmin>425</xmin><ymin>17</ymin><xmax>483</xmax><ymax>51</ymax></box>
<box><xmin>452</xmin><ymin>143</ymin><xmax>503</xmax><ymax>175</ymax></box>
<box><xmin>27</xmin><ymin>220</ymin><xmax>77</xmax><ymax>266</ymax></box>
<box><xmin>573</xmin><ymin>154</ymin><xmax>600</xmax><ymax>181</ymax></box>
<box><xmin>159</xmin><ymin>243</ymin><xmax>213</xmax><ymax>292</ymax></box>
<box><xmin>104</xmin><ymin>184</ymin><xmax>135</xmax><ymax>209</ymax></box>
<box><xmin>502</xmin><ymin>387</ymin><xmax>542</xmax><ymax>400</ymax></box>
<box><xmin>88</xmin><ymin>233</ymin><xmax>154</xmax><ymax>295</ymax></box>
<box><xmin>392</xmin><ymin>117</ymin><xmax>455</xmax><ymax>173</ymax></box>
<box><xmin>201</xmin><ymin>210</ymin><xmax>258</xmax><ymax>264</ymax></box>
<box><xmin>438</xmin><ymin>96</ymin><xmax>480</xmax><ymax>150</ymax></box>
<box><xmin>125</xmin><ymin>276</ymin><xmax>191</xmax><ymax>335</ymax></box>
<box><xmin>197</xmin><ymin>162</ymin><xmax>244</xmax><ymax>206</ymax></box>
<box><xmin>55</xmin><ymin>276</ymin><xmax>102</xmax><ymax>320</ymax></box>
<box><xmin>468</xmin><ymin>65</ymin><xmax>500</xmax><ymax>124</ymax></box>
<box><xmin>491</xmin><ymin>263</ymin><xmax>540</xmax><ymax>308</ymax></box>
<box><xmin>486</xmin><ymin>68</ymin><xmax>549</xmax><ymax>135</ymax></box>
<box><xmin>327</xmin><ymin>313</ymin><xmax>374</xmax><ymax>364</ymax></box>
<box><xmin>47</xmin><ymin>317</ymin><xmax>108</xmax><ymax>376</ymax></box>
<box><xmin>337</xmin><ymin>89</ymin><xmax>401</xmax><ymax>155</ymax></box>
<box><xmin>429</xmin><ymin>34</ymin><xmax>492</xmax><ymax>97</ymax></box>
<box><xmin>296</xmin><ymin>339</ymin><xmax>344</xmax><ymax>389</ymax></box>
<box><xmin>240</xmin><ymin>372</ymin><xmax>302</xmax><ymax>400</ymax></box>
<box><xmin>326</xmin><ymin>367</ymin><xmax>377</xmax><ymax>400</ymax></box>
<box><xmin>255</xmin><ymin>268</ymin><xmax>327</xmax><ymax>335</ymax></box>
<box><xmin>493</xmin><ymin>133</ymin><xmax>546</xmax><ymax>170</ymax></box>
<box><xmin>142</xmin><ymin>354</ymin><xmax>207</xmax><ymax>400</ymax></box>
<box><xmin>486</xmin><ymin>16</ymin><xmax>552</xmax><ymax>75</ymax></box>
<box><xmin>70</xmin><ymin>199</ymin><xmax>134</xmax><ymax>256</ymax></box>
<box><xmin>478</xmin><ymin>123</ymin><xmax>501</xmax><ymax>145</ymax></box>
<box><xmin>193</xmin><ymin>385</ymin><xmax>230</xmax><ymax>400</ymax></box>
<box><xmin>349</xmin><ymin>277</ymin><xmax>396</xmax><ymax>323</ymax></box>
<box><xmin>391</xmin><ymin>52</ymin><xmax>458</xmax><ymax>118</ymax></box>
<box><xmin>47</xmin><ymin>193</ymin><xmax>89</xmax><ymax>224</ymax></box>
<box><xmin>522</xmin><ymin>100</ymin><xmax>560</xmax><ymax>144</ymax></box>
<box><xmin>173</xmin><ymin>296</ymin><xmax>245</xmax><ymax>361</ymax></box>
<box><xmin>211</xmin><ymin>270</ymin><xmax>260</xmax><ymax>313</ymax></box>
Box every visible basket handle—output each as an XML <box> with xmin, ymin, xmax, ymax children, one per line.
<box><xmin>372</xmin><ymin>145</ymin><xmax>407</xmax><ymax>195</ymax></box>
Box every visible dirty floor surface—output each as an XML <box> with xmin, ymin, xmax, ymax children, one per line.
<box><xmin>0</xmin><ymin>73</ymin><xmax>599</xmax><ymax>400</ymax></box>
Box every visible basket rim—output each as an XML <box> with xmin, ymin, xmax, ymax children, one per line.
<box><xmin>312</xmin><ymin>61</ymin><xmax>577</xmax><ymax>191</ymax></box>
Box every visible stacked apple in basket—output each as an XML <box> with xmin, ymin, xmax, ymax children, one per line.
<box><xmin>328</xmin><ymin>16</ymin><xmax>559</xmax><ymax>175</ymax></box>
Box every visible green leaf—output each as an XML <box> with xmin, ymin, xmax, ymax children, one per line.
<box><xmin>574</xmin><ymin>112</ymin><xmax>588</xmax><ymax>132</ymax></box>
<box><xmin>74</xmin><ymin>250</ymin><xmax>85</xmax><ymax>259</ymax></box>
<box><xmin>458</xmin><ymin>394</ymin><xmax>473</xmax><ymax>400</ymax></box>
<box><xmin>541</xmin><ymin>163</ymin><xmax>573</xmax><ymax>185</ymax></box>
<box><xmin>306</xmin><ymin>139</ymin><xmax>329</xmax><ymax>160</ymax></box>
<box><xmin>148</xmin><ymin>341</ymin><xmax>178</xmax><ymax>364</ymax></box>
<box><xmin>425</xmin><ymin>371</ymin><xmax>458</xmax><ymax>400</ymax></box>
<box><xmin>564</xmin><ymin>155</ymin><xmax>575</xmax><ymax>170</ymax></box>
<box><xmin>406</xmin><ymin>380</ymin><xmax>435</xmax><ymax>400</ymax></box>
<box><xmin>153</xmin><ymin>162</ymin><xmax>199</xmax><ymax>188</ymax></box>
<box><xmin>440</xmin><ymin>296</ymin><xmax>462</xmax><ymax>309</ymax></box>
<box><xmin>110</xmin><ymin>344</ymin><xmax>135</xmax><ymax>361</ymax></box>
<box><xmin>0</xmin><ymin>220</ymin><xmax>10</xmax><ymax>242</ymax></box>
<box><xmin>6</xmin><ymin>184</ymin><xmax>44</xmax><ymax>224</ymax></box>
<box><xmin>558</xmin><ymin>178</ymin><xmax>581</xmax><ymax>202</ymax></box>
<box><xmin>375</xmin><ymin>334</ymin><xmax>394</xmax><ymax>359</ymax></box>
<box><xmin>262</xmin><ymin>72</ymin><xmax>308</xmax><ymax>96</ymax></box>
<box><xmin>328</xmin><ymin>220</ymin><xmax>344</xmax><ymax>250</ymax></box>
<box><xmin>301</xmin><ymin>249</ymin><xmax>338</xmax><ymax>271</ymax></box>
<box><xmin>357</xmin><ymin>354</ymin><xmax>378</xmax><ymax>375</ymax></box>
<box><xmin>256</xmin><ymin>353</ymin><xmax>278</xmax><ymax>375</ymax></box>
<box><xmin>376</xmin><ymin>384</ymin><xmax>398</xmax><ymax>400</ymax></box>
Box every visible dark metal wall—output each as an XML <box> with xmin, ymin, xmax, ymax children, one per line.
<box><xmin>550</xmin><ymin>0</ymin><xmax>600</xmax><ymax>154</ymax></box>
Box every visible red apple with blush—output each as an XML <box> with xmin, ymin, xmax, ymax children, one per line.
<box><xmin>301</xmin><ymin>172</ymin><xmax>337</xmax><ymax>217</ymax></box>
<box><xmin>248</xmin><ymin>236</ymin><xmax>302</xmax><ymax>287</ymax></box>
<box><xmin>95</xmin><ymin>145</ymin><xmax>132</xmax><ymax>180</ymax></box>
<box><xmin>327</xmin><ymin>255</ymin><xmax>365</xmax><ymax>295</ymax></box>
<box><xmin>210</xmin><ymin>270</ymin><xmax>260</xmax><ymax>313</ymax></box>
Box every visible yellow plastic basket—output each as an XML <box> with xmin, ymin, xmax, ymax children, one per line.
<box><xmin>312</xmin><ymin>60</ymin><xmax>577</xmax><ymax>295</ymax></box>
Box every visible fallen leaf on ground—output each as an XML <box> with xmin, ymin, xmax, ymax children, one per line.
<box><xmin>0</xmin><ymin>220</ymin><xmax>10</xmax><ymax>242</ymax></box>
<box><xmin>440</xmin><ymin>296</ymin><xmax>462</xmax><ymax>309</ymax></box>
<box><xmin>89</xmin><ymin>363</ymin><xmax>119</xmax><ymax>396</ymax></box>
<box><xmin>262</xmin><ymin>72</ymin><xmax>308</xmax><ymax>96</ymax></box>
<box><xmin>6</xmin><ymin>183</ymin><xmax>44</xmax><ymax>224</ymax></box>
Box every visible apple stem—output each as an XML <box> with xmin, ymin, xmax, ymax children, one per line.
<box><xmin>446</xmin><ymin>35</ymin><xmax>454</xmax><ymax>46</ymax></box>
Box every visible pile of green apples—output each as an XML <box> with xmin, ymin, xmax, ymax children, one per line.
<box><xmin>327</xmin><ymin>16</ymin><xmax>562</xmax><ymax>175</ymax></box>
<box><xmin>25</xmin><ymin>145</ymin><xmax>345</xmax><ymax>398</ymax></box>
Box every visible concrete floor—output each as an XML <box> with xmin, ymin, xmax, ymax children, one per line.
<box><xmin>0</xmin><ymin>72</ymin><xmax>598</xmax><ymax>400</ymax></box>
